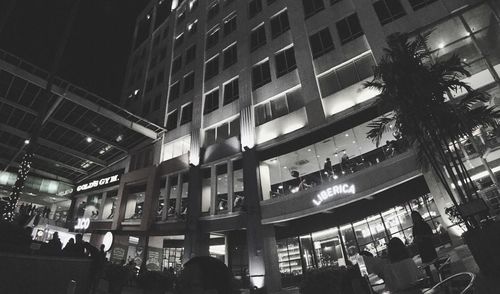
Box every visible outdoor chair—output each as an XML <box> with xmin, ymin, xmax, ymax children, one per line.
<box><xmin>424</xmin><ymin>272</ymin><xmax>475</xmax><ymax>294</ymax></box>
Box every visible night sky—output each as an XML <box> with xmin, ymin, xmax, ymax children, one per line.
<box><xmin>0</xmin><ymin>0</ymin><xmax>149</xmax><ymax>103</ymax></box>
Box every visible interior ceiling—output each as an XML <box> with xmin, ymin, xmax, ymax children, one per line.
<box><xmin>0</xmin><ymin>49</ymin><xmax>165</xmax><ymax>185</ymax></box>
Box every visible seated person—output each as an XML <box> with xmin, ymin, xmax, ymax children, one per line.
<box><xmin>177</xmin><ymin>256</ymin><xmax>235</xmax><ymax>294</ymax></box>
<box><xmin>383</xmin><ymin>237</ymin><xmax>422</xmax><ymax>294</ymax></box>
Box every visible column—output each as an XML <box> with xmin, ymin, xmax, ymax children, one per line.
<box><xmin>423</xmin><ymin>169</ymin><xmax>463</xmax><ymax>245</ymax></box>
<box><xmin>176</xmin><ymin>174</ymin><xmax>183</xmax><ymax>217</ymax></box>
<box><xmin>227</xmin><ymin>160</ymin><xmax>234</xmax><ymax>213</ymax></box>
<box><xmin>183</xmin><ymin>165</ymin><xmax>210</xmax><ymax>263</ymax></box>
<box><xmin>49</xmin><ymin>203</ymin><xmax>57</xmax><ymax>220</ymax></box>
<box><xmin>243</xmin><ymin>148</ymin><xmax>282</xmax><ymax>293</ymax></box>
<box><xmin>98</xmin><ymin>192</ymin><xmax>107</xmax><ymax>221</ymax></box>
<box><xmin>162</xmin><ymin>176</ymin><xmax>170</xmax><ymax>220</ymax></box>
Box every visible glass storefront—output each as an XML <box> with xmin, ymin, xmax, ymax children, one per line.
<box><xmin>73</xmin><ymin>188</ymin><xmax>118</xmax><ymax>221</ymax></box>
<box><xmin>156</xmin><ymin>173</ymin><xmax>189</xmax><ymax>221</ymax></box>
<box><xmin>124</xmin><ymin>185</ymin><xmax>146</xmax><ymax>222</ymax></box>
<box><xmin>201</xmin><ymin>158</ymin><xmax>246</xmax><ymax>215</ymax></box>
<box><xmin>276</xmin><ymin>194</ymin><xmax>448</xmax><ymax>276</ymax></box>
<box><xmin>260</xmin><ymin>115</ymin><xmax>404</xmax><ymax>199</ymax></box>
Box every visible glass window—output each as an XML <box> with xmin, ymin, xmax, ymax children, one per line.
<box><xmin>233</xmin><ymin>160</ymin><xmax>245</xmax><ymax>211</ymax></box>
<box><xmin>172</xmin><ymin>56</ymin><xmax>182</xmax><ymax>74</ymax></box>
<box><xmin>201</xmin><ymin>168</ymin><xmax>211</xmax><ymax>213</ymax></box>
<box><xmin>270</xmin><ymin>10</ymin><xmax>290</xmax><ymax>39</ymax></box>
<box><xmin>174</xmin><ymin>33</ymin><xmax>184</xmax><ymax>49</ymax></box>
<box><xmin>223</xmin><ymin>44</ymin><xmax>238</xmax><ymax>69</ymax></box>
<box><xmin>309</xmin><ymin>28</ymin><xmax>335</xmax><ymax>59</ymax></box>
<box><xmin>252</xmin><ymin>60</ymin><xmax>271</xmax><ymax>90</ymax></box>
<box><xmin>216</xmin><ymin>164</ymin><xmax>229</xmax><ymax>214</ymax></box>
<box><xmin>248</xmin><ymin>0</ymin><xmax>262</xmax><ymax>19</ymax></box>
<box><xmin>207</xmin><ymin>2</ymin><xmax>220</xmax><ymax>20</ymax></box>
<box><xmin>373</xmin><ymin>0</ymin><xmax>406</xmax><ymax>25</ymax></box>
<box><xmin>205</xmin><ymin>56</ymin><xmax>219</xmax><ymax>81</ymax></box>
<box><xmin>167</xmin><ymin>175</ymin><xmax>179</xmax><ymax>217</ymax></box>
<box><xmin>124</xmin><ymin>186</ymin><xmax>146</xmax><ymax>222</ymax></box>
<box><xmin>311</xmin><ymin>228</ymin><xmax>345</xmax><ymax>267</ymax></box>
<box><xmin>275</xmin><ymin>46</ymin><xmax>297</xmax><ymax>77</ymax></box>
<box><xmin>166</xmin><ymin>110</ymin><xmax>178</xmax><ymax>130</ymax></box>
<box><xmin>408</xmin><ymin>0</ymin><xmax>438</xmax><ymax>11</ymax></box>
<box><xmin>204</xmin><ymin>89</ymin><xmax>220</xmax><ymax>114</ymax></box>
<box><xmin>277</xmin><ymin>237</ymin><xmax>303</xmax><ymax>275</ymax></box>
<box><xmin>180</xmin><ymin>103</ymin><xmax>193</xmax><ymax>125</ymax></box>
<box><xmin>102</xmin><ymin>190</ymin><xmax>118</xmax><ymax>220</ymax></box>
<box><xmin>206</xmin><ymin>28</ymin><xmax>220</xmax><ymax>50</ymax></box>
<box><xmin>183</xmin><ymin>72</ymin><xmax>195</xmax><ymax>93</ymax></box>
<box><xmin>185</xmin><ymin>45</ymin><xmax>197</xmax><ymax>64</ymax></box>
<box><xmin>250</xmin><ymin>25</ymin><xmax>266</xmax><ymax>52</ymax></box>
<box><xmin>223</xmin><ymin>78</ymin><xmax>239</xmax><ymax>105</ymax></box>
<box><xmin>224</xmin><ymin>14</ymin><xmax>237</xmax><ymax>36</ymax></box>
<box><xmin>302</xmin><ymin>0</ymin><xmax>324</xmax><ymax>18</ymax></box>
<box><xmin>336</xmin><ymin>13</ymin><xmax>363</xmax><ymax>44</ymax></box>
<box><xmin>463</xmin><ymin>4</ymin><xmax>499</xmax><ymax>33</ymax></box>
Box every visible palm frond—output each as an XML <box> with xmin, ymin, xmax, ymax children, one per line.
<box><xmin>366</xmin><ymin>115</ymin><xmax>395</xmax><ymax>147</ymax></box>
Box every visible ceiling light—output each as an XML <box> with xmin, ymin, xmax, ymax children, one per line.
<box><xmin>24</xmin><ymin>139</ymin><xmax>30</xmax><ymax>145</ymax></box>
<box><xmin>86</xmin><ymin>137</ymin><xmax>93</xmax><ymax>143</ymax></box>
<box><xmin>116</xmin><ymin>134</ymin><xmax>123</xmax><ymax>142</ymax></box>
<box><xmin>438</xmin><ymin>42</ymin><xmax>445</xmax><ymax>49</ymax></box>
<box><xmin>307</xmin><ymin>149</ymin><xmax>311</xmax><ymax>152</ymax></box>
<box><xmin>345</xmin><ymin>133</ymin><xmax>349</xmax><ymax>137</ymax></box>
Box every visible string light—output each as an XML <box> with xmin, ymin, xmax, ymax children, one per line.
<box><xmin>2</xmin><ymin>152</ymin><xmax>33</xmax><ymax>222</ymax></box>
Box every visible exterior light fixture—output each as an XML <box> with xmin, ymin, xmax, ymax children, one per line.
<box><xmin>86</xmin><ymin>137</ymin><xmax>93</xmax><ymax>143</ymax></box>
<box><xmin>116</xmin><ymin>134</ymin><xmax>123</xmax><ymax>142</ymax></box>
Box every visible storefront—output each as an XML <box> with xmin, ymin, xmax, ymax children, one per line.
<box><xmin>70</xmin><ymin>169</ymin><xmax>124</xmax><ymax>231</ymax></box>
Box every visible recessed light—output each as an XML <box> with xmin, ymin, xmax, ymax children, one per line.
<box><xmin>86</xmin><ymin>137</ymin><xmax>93</xmax><ymax>143</ymax></box>
<box><xmin>24</xmin><ymin>139</ymin><xmax>30</xmax><ymax>145</ymax></box>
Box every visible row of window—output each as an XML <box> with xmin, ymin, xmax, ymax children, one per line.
<box><xmin>302</xmin><ymin>0</ymin><xmax>436</xmax><ymax>19</ymax></box>
<box><xmin>255</xmin><ymin>87</ymin><xmax>304</xmax><ymax>126</ymax></box>
<box><xmin>203</xmin><ymin>77</ymin><xmax>240</xmax><ymax>115</ymax></box>
<box><xmin>166</xmin><ymin>103</ymin><xmax>193</xmax><ymax>131</ymax></box>
<box><xmin>169</xmin><ymin>72</ymin><xmax>195</xmax><ymax>101</ymax></box>
<box><xmin>206</xmin><ymin>14</ymin><xmax>237</xmax><ymax>51</ymax></box>
<box><xmin>205</xmin><ymin>117</ymin><xmax>240</xmax><ymax>146</ymax></box>
<box><xmin>204</xmin><ymin>43</ymin><xmax>238</xmax><ymax>81</ymax></box>
<box><xmin>251</xmin><ymin>46</ymin><xmax>297</xmax><ymax>90</ymax></box>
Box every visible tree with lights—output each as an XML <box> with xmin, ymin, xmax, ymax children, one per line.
<box><xmin>2</xmin><ymin>151</ymin><xmax>33</xmax><ymax>222</ymax></box>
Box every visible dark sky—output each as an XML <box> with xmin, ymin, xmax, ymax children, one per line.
<box><xmin>0</xmin><ymin>0</ymin><xmax>149</xmax><ymax>103</ymax></box>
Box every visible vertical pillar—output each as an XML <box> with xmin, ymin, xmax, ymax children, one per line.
<box><xmin>162</xmin><ymin>176</ymin><xmax>170</xmax><ymax>221</ymax></box>
<box><xmin>140</xmin><ymin>167</ymin><xmax>159</xmax><ymax>231</ymax></box>
<box><xmin>176</xmin><ymin>173</ymin><xmax>183</xmax><ymax>215</ymax></box>
<box><xmin>99</xmin><ymin>192</ymin><xmax>107</xmax><ymax>221</ymax></box>
<box><xmin>227</xmin><ymin>160</ymin><xmax>234</xmax><ymax>213</ymax></box>
<box><xmin>423</xmin><ymin>170</ymin><xmax>463</xmax><ymax>245</ymax></box>
<box><xmin>183</xmin><ymin>165</ymin><xmax>210</xmax><ymax>263</ymax></box>
<box><xmin>210</xmin><ymin>166</ymin><xmax>217</xmax><ymax>215</ymax></box>
<box><xmin>243</xmin><ymin>148</ymin><xmax>282</xmax><ymax>293</ymax></box>
<box><xmin>48</xmin><ymin>203</ymin><xmax>57</xmax><ymax>220</ymax></box>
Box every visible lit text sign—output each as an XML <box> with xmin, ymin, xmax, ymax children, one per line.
<box><xmin>313</xmin><ymin>184</ymin><xmax>356</xmax><ymax>206</ymax></box>
<box><xmin>75</xmin><ymin>169</ymin><xmax>124</xmax><ymax>194</ymax></box>
<box><xmin>75</xmin><ymin>218</ymin><xmax>90</xmax><ymax>230</ymax></box>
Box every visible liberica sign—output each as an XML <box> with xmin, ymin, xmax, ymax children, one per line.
<box><xmin>312</xmin><ymin>183</ymin><xmax>356</xmax><ymax>206</ymax></box>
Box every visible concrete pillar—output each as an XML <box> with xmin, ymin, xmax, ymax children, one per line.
<box><xmin>243</xmin><ymin>148</ymin><xmax>282</xmax><ymax>293</ymax></box>
<box><xmin>183</xmin><ymin>165</ymin><xmax>210</xmax><ymax>263</ymax></box>
<box><xmin>49</xmin><ymin>203</ymin><xmax>57</xmax><ymax>220</ymax></box>
<box><xmin>423</xmin><ymin>169</ymin><xmax>464</xmax><ymax>245</ymax></box>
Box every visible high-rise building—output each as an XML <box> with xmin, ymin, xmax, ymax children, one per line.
<box><xmin>72</xmin><ymin>0</ymin><xmax>500</xmax><ymax>291</ymax></box>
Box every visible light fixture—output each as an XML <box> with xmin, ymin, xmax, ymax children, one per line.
<box><xmin>86</xmin><ymin>137</ymin><xmax>93</xmax><ymax>143</ymax></box>
<box><xmin>116</xmin><ymin>134</ymin><xmax>123</xmax><ymax>142</ymax></box>
<box><xmin>307</xmin><ymin>148</ymin><xmax>311</xmax><ymax>152</ymax></box>
<box><xmin>24</xmin><ymin>139</ymin><xmax>30</xmax><ymax>145</ymax></box>
<box><xmin>438</xmin><ymin>42</ymin><xmax>445</xmax><ymax>49</ymax></box>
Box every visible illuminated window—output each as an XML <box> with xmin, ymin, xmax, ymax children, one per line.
<box><xmin>174</xmin><ymin>33</ymin><xmax>184</xmax><ymax>49</ymax></box>
<box><xmin>255</xmin><ymin>87</ymin><xmax>304</xmax><ymax>125</ymax></box>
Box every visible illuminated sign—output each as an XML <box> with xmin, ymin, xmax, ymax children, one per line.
<box><xmin>312</xmin><ymin>183</ymin><xmax>356</xmax><ymax>206</ymax></box>
<box><xmin>102</xmin><ymin>232</ymin><xmax>114</xmax><ymax>252</ymax></box>
<box><xmin>75</xmin><ymin>218</ymin><xmax>90</xmax><ymax>230</ymax></box>
<box><xmin>75</xmin><ymin>169</ymin><xmax>124</xmax><ymax>194</ymax></box>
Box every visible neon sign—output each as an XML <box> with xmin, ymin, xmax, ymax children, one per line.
<box><xmin>312</xmin><ymin>183</ymin><xmax>356</xmax><ymax>206</ymax></box>
<box><xmin>74</xmin><ymin>169</ymin><xmax>124</xmax><ymax>194</ymax></box>
<box><xmin>75</xmin><ymin>218</ymin><xmax>90</xmax><ymax>230</ymax></box>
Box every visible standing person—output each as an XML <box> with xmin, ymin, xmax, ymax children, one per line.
<box><xmin>74</xmin><ymin>233</ymin><xmax>87</xmax><ymax>257</ymax></box>
<box><xmin>47</xmin><ymin>232</ymin><xmax>63</xmax><ymax>255</ymax></box>
<box><xmin>324</xmin><ymin>158</ymin><xmax>333</xmax><ymax>177</ymax></box>
<box><xmin>177</xmin><ymin>256</ymin><xmax>234</xmax><ymax>294</ymax></box>
<box><xmin>411</xmin><ymin>211</ymin><xmax>437</xmax><ymax>263</ymax></box>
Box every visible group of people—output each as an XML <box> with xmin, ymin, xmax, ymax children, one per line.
<box><xmin>362</xmin><ymin>211</ymin><xmax>441</xmax><ymax>293</ymax></box>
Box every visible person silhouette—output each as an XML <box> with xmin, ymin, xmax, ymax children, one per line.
<box><xmin>177</xmin><ymin>256</ymin><xmax>234</xmax><ymax>294</ymax></box>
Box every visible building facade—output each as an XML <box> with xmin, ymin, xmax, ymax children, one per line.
<box><xmin>71</xmin><ymin>0</ymin><xmax>500</xmax><ymax>291</ymax></box>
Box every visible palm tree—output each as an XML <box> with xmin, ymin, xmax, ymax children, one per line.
<box><xmin>364</xmin><ymin>32</ymin><xmax>500</xmax><ymax>229</ymax></box>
